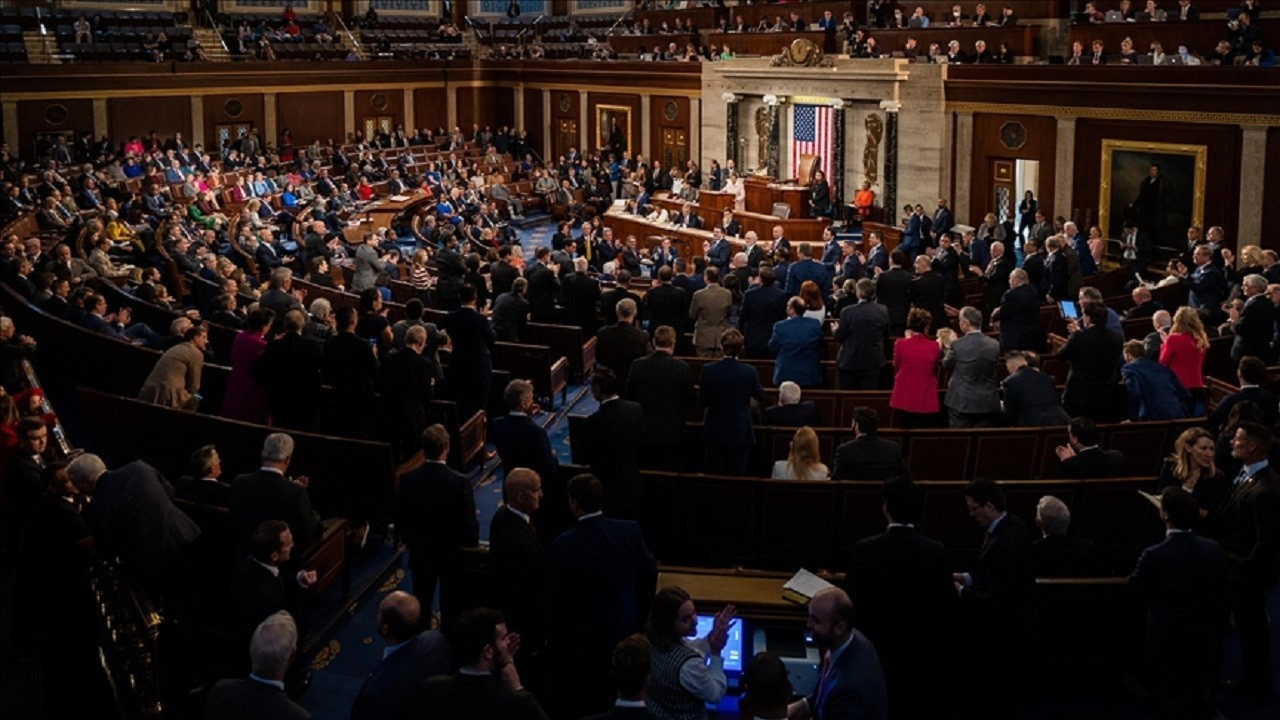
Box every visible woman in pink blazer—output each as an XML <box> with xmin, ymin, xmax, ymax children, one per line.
<box><xmin>890</xmin><ymin>308</ymin><xmax>942</xmax><ymax>427</ymax></box>
<box><xmin>220</xmin><ymin>309</ymin><xmax>273</xmax><ymax>424</ymax></box>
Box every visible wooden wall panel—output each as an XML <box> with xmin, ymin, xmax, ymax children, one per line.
<box><xmin>107</xmin><ymin>97</ymin><xmax>191</xmax><ymax>151</ymax></box>
<box><xmin>353</xmin><ymin>89</ymin><xmax>405</xmax><ymax>135</ymax></box>
<box><xmin>587</xmin><ymin>92</ymin><xmax>641</xmax><ymax>157</ymax></box>
<box><xmin>1262</xmin><ymin>127</ymin><xmax>1280</xmax><ymax>252</ymax></box>
<box><xmin>547</xmin><ymin>89</ymin><xmax>581</xmax><ymax>160</ymax></box>
<box><xmin>967</xmin><ymin>113</ymin><xmax>1057</xmax><ymax>225</ymax></box>
<box><xmin>202</xmin><ymin>93</ymin><xmax>264</xmax><ymax>151</ymax></box>
<box><xmin>648</xmin><ymin>95</ymin><xmax>692</xmax><ymax>170</ymax></box>
<box><xmin>522</xmin><ymin>88</ymin><xmax>544</xmax><ymax>159</ymax></box>
<box><xmin>456</xmin><ymin>87</ymin><xmax>514</xmax><ymax>133</ymax></box>
<box><xmin>15</xmin><ymin>99</ymin><xmax>94</xmax><ymax>162</ymax></box>
<box><xmin>277</xmin><ymin>92</ymin><xmax>344</xmax><ymax>146</ymax></box>
<box><xmin>1072</xmin><ymin>119</ymin><xmax>1242</xmax><ymax>247</ymax></box>
<box><xmin>414</xmin><ymin>88</ymin><xmax>448</xmax><ymax>134</ymax></box>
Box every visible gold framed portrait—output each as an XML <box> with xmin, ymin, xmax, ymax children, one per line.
<box><xmin>596</xmin><ymin>104</ymin><xmax>632</xmax><ymax>154</ymax></box>
<box><xmin>1098</xmin><ymin>140</ymin><xmax>1206</xmax><ymax>246</ymax></box>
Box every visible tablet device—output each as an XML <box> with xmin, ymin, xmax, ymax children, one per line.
<box><xmin>1059</xmin><ymin>300</ymin><xmax>1079</xmax><ymax>320</ymax></box>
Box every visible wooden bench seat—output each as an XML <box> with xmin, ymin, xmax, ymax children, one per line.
<box><xmin>526</xmin><ymin>321</ymin><xmax>597</xmax><ymax>382</ymax></box>
<box><xmin>493</xmin><ymin>341</ymin><xmax>569</xmax><ymax>409</ymax></box>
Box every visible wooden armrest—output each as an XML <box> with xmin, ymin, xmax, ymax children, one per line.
<box><xmin>302</xmin><ymin>517</ymin><xmax>348</xmax><ymax>595</ymax></box>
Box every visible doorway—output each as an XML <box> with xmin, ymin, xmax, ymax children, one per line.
<box><xmin>555</xmin><ymin>118</ymin><xmax>577</xmax><ymax>160</ymax></box>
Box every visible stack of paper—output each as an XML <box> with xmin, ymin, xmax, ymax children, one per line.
<box><xmin>782</xmin><ymin>568</ymin><xmax>835</xmax><ymax>605</ymax></box>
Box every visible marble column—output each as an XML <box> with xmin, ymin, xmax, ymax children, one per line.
<box><xmin>689</xmin><ymin>97</ymin><xmax>701</xmax><ymax>167</ymax></box>
<box><xmin>541</xmin><ymin>89</ymin><xmax>552</xmax><ymax>160</ymax></box>
<box><xmin>640</xmin><ymin>94</ymin><xmax>652</xmax><ymax>159</ymax></box>
<box><xmin>190</xmin><ymin>95</ymin><xmax>205</xmax><ymax>149</ymax></box>
<box><xmin>880</xmin><ymin>100</ymin><xmax>901</xmax><ymax>226</ymax></box>
<box><xmin>92</xmin><ymin>98</ymin><xmax>108</xmax><ymax>140</ymax></box>
<box><xmin>1238</xmin><ymin>124</ymin><xmax>1267</xmax><ymax>246</ymax></box>
<box><xmin>445</xmin><ymin>88</ymin><xmax>457</xmax><ymax>131</ymax></box>
<box><xmin>343</xmin><ymin>90</ymin><xmax>356</xmax><ymax>142</ymax></box>
<box><xmin>402</xmin><ymin>88</ymin><xmax>415</xmax><ymax>132</ymax></box>
<box><xmin>262</xmin><ymin>93</ymin><xmax>277</xmax><ymax>148</ymax></box>
<box><xmin>764</xmin><ymin>95</ymin><xmax>781</xmax><ymax>179</ymax></box>
<box><xmin>1</xmin><ymin>103</ymin><xmax>17</xmax><ymax>156</ymax></box>
<box><xmin>1054</xmin><ymin>116</ymin><xmax>1076</xmax><ymax>221</ymax></box>
<box><xmin>513</xmin><ymin>84</ymin><xmax>525</xmax><ymax>129</ymax></box>
<box><xmin>723</xmin><ymin>93</ymin><xmax>741</xmax><ymax>169</ymax></box>
<box><xmin>578</xmin><ymin>90</ymin><xmax>589</xmax><ymax>154</ymax></box>
<box><xmin>954</xmin><ymin>111</ymin><xmax>974</xmax><ymax>225</ymax></box>
<box><xmin>831</xmin><ymin>99</ymin><xmax>847</xmax><ymax>209</ymax></box>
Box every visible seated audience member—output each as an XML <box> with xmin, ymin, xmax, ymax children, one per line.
<box><xmin>643</xmin><ymin>586</ymin><xmax>737</xmax><ymax>719</ymax></box>
<box><xmin>1032</xmin><ymin>495</ymin><xmax>1098</xmax><ymax>577</ymax></box>
<box><xmin>1143</xmin><ymin>309</ymin><xmax>1173</xmax><ymax>360</ymax></box>
<box><xmin>175</xmin><ymin>444</ymin><xmax>230</xmax><ymax>506</ymax></box>
<box><xmin>1121</xmin><ymin>340</ymin><xmax>1192</xmax><ymax>421</ymax></box>
<box><xmin>408</xmin><ymin>607</ymin><xmax>546</xmax><ymax>719</ymax></box>
<box><xmin>1207</xmin><ymin>356</ymin><xmax>1279</xmax><ymax>433</ymax></box>
<box><xmin>1129</xmin><ymin>487</ymin><xmax>1230</xmax><ymax>720</ymax></box>
<box><xmin>203</xmin><ymin>612</ymin><xmax>311</xmax><ymax>720</ymax></box>
<box><xmin>584</xmin><ymin>634</ymin><xmax>654</xmax><ymax>720</ymax></box>
<box><xmin>1157</xmin><ymin>427</ymin><xmax>1229</xmax><ymax>520</ymax></box>
<box><xmin>229</xmin><ymin>433</ymin><xmax>320</xmax><ymax>552</ymax></box>
<box><xmin>1001</xmin><ymin>351</ymin><xmax>1070</xmax><ymax>427</ymax></box>
<box><xmin>785</xmin><ymin>588</ymin><xmax>887</xmax><ymax>720</ymax></box>
<box><xmin>764</xmin><ymin>381</ymin><xmax>823</xmax><ymax>428</ymax></box>
<box><xmin>1055</xmin><ymin>417</ymin><xmax>1126</xmax><ymax>479</ymax></box>
<box><xmin>889</xmin><ymin>309</ymin><xmax>941</xmax><ymax>428</ymax></box>
<box><xmin>772</xmin><ymin>426</ymin><xmax>830</xmax><ymax>481</ymax></box>
<box><xmin>350</xmin><ymin>591</ymin><xmax>452</xmax><ymax>720</ymax></box>
<box><xmin>490</xmin><ymin>379</ymin><xmax>558</xmax><ymax>487</ymax></box>
<box><xmin>1125</xmin><ymin>286</ymin><xmax>1165</xmax><ymax>319</ymax></box>
<box><xmin>843</xmin><ymin>479</ymin><xmax>951</xmax><ymax>719</ymax></box>
<box><xmin>832</xmin><ymin>406</ymin><xmax>907</xmax><ymax>482</ymax></box>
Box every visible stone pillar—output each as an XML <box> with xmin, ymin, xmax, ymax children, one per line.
<box><xmin>541</xmin><ymin>89</ymin><xmax>552</xmax><ymax>160</ymax></box>
<box><xmin>689</xmin><ymin>97</ymin><xmax>701</xmax><ymax>168</ymax></box>
<box><xmin>880</xmin><ymin>100</ymin><xmax>901</xmax><ymax>226</ymax></box>
<box><xmin>1054</xmin><ymin>116</ymin><xmax>1076</xmax><ymax>222</ymax></box>
<box><xmin>92</xmin><ymin>98</ymin><xmax>108</xmax><ymax>140</ymax></box>
<box><xmin>402</xmin><ymin>88</ymin><xmax>415</xmax><ymax>131</ymax></box>
<box><xmin>513</xmin><ymin>84</ymin><xmax>525</xmax><ymax>129</ymax></box>
<box><xmin>639</xmin><ymin>94</ymin><xmax>652</xmax><ymax>159</ymax></box>
<box><xmin>954</xmin><ymin>111</ymin><xmax>974</xmax><ymax>225</ymax></box>
<box><xmin>831</xmin><ymin>98</ymin><xmax>847</xmax><ymax>208</ymax></box>
<box><xmin>723</xmin><ymin>93</ymin><xmax>741</xmax><ymax>169</ymax></box>
<box><xmin>1</xmin><ymin>102</ymin><xmax>17</xmax><ymax>157</ymax></box>
<box><xmin>1238</xmin><ymin>124</ymin><xmax>1267</xmax><ymax>246</ymax></box>
<box><xmin>343</xmin><ymin>90</ymin><xmax>356</xmax><ymax>142</ymax></box>
<box><xmin>262</xmin><ymin>93</ymin><xmax>277</xmax><ymax>148</ymax></box>
<box><xmin>763</xmin><ymin>94</ymin><xmax>781</xmax><ymax>179</ymax></box>
<box><xmin>190</xmin><ymin>95</ymin><xmax>205</xmax><ymax>149</ymax></box>
<box><xmin>446</xmin><ymin>88</ymin><xmax>457</xmax><ymax>130</ymax></box>
<box><xmin>578</xmin><ymin>90</ymin><xmax>589</xmax><ymax>154</ymax></box>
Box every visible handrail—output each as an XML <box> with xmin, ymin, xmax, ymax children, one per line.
<box><xmin>334</xmin><ymin>12</ymin><xmax>362</xmax><ymax>57</ymax></box>
<box><xmin>605</xmin><ymin>8</ymin><xmax>634</xmax><ymax>36</ymax></box>
<box><xmin>203</xmin><ymin>7</ymin><xmax>231</xmax><ymax>56</ymax></box>
<box><xmin>20</xmin><ymin>358</ymin><xmax>73</xmax><ymax>458</ymax></box>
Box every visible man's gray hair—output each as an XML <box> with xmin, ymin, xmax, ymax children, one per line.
<box><xmin>405</xmin><ymin>325</ymin><xmax>427</xmax><ymax>346</ymax></box>
<box><xmin>1243</xmin><ymin>273</ymin><xmax>1267</xmax><ymax>291</ymax></box>
<box><xmin>733</xmin><ymin>252</ymin><xmax>748</xmax><ymax>265</ymax></box>
<box><xmin>1036</xmin><ymin>495</ymin><xmax>1071</xmax><ymax>536</ymax></box>
<box><xmin>67</xmin><ymin>453</ymin><xmax>107</xmax><ymax>486</ymax></box>
<box><xmin>778</xmin><ymin>381</ymin><xmax>802</xmax><ymax>405</ymax></box>
<box><xmin>269</xmin><ymin>267</ymin><xmax>291</xmax><ymax>290</ymax></box>
<box><xmin>958</xmin><ymin>306</ymin><xmax>983</xmax><ymax>329</ymax></box>
<box><xmin>261</xmin><ymin>433</ymin><xmax>294</xmax><ymax>463</ymax></box>
<box><xmin>1009</xmin><ymin>268</ymin><xmax>1028</xmax><ymax>284</ymax></box>
<box><xmin>504</xmin><ymin>379</ymin><xmax>534</xmax><ymax>411</ymax></box>
<box><xmin>250</xmin><ymin>611</ymin><xmax>298</xmax><ymax>679</ymax></box>
<box><xmin>616</xmin><ymin>298</ymin><xmax>637</xmax><ymax>321</ymax></box>
<box><xmin>309</xmin><ymin>297</ymin><xmax>332</xmax><ymax>319</ymax></box>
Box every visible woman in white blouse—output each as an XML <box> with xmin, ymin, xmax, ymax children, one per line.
<box><xmin>723</xmin><ymin>170</ymin><xmax>745</xmax><ymax>211</ymax></box>
<box><xmin>645</xmin><ymin>586</ymin><xmax>737</xmax><ymax>720</ymax></box>
<box><xmin>772</xmin><ymin>426</ymin><xmax>830</xmax><ymax>481</ymax></box>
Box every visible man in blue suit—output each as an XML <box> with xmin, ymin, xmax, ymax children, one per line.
<box><xmin>699</xmin><ymin>329</ymin><xmax>764</xmax><ymax>476</ymax></box>
<box><xmin>786</xmin><ymin>242</ymin><xmax>831</xmax><ymax>296</ymax></box>
<box><xmin>545</xmin><ymin>474</ymin><xmax>657</xmax><ymax>720</ymax></box>
<box><xmin>1182</xmin><ymin>244</ymin><xmax>1227</xmax><ymax>322</ymax></box>
<box><xmin>819</xmin><ymin>226</ymin><xmax>843</xmax><ymax>274</ymax></box>
<box><xmin>787</xmin><ymin>588</ymin><xmax>888</xmax><ymax>720</ymax></box>
<box><xmin>705</xmin><ymin>227</ymin><xmax>731</xmax><ymax>273</ymax></box>
<box><xmin>739</xmin><ymin>266</ymin><xmax>788</xmax><ymax>359</ymax></box>
<box><xmin>350</xmin><ymin>591</ymin><xmax>452</xmax><ymax>720</ymax></box>
<box><xmin>899</xmin><ymin>206</ymin><xmax>921</xmax><ymax>262</ymax></box>
<box><xmin>489</xmin><ymin>379</ymin><xmax>558</xmax><ymax>485</ymax></box>
<box><xmin>769</xmin><ymin>297</ymin><xmax>824</xmax><ymax>387</ymax></box>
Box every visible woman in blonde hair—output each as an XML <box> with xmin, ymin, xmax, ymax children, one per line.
<box><xmin>1157</xmin><ymin>427</ymin><xmax>1228</xmax><ymax>517</ymax></box>
<box><xmin>772</xmin><ymin>426</ymin><xmax>829</xmax><ymax>481</ymax></box>
<box><xmin>1159</xmin><ymin>306</ymin><xmax>1208</xmax><ymax>407</ymax></box>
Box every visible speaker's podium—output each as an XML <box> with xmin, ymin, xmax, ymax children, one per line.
<box><xmin>743</xmin><ymin>155</ymin><xmax>819</xmax><ymax>219</ymax></box>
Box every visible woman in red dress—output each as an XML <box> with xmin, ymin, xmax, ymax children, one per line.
<box><xmin>889</xmin><ymin>308</ymin><xmax>942</xmax><ymax>428</ymax></box>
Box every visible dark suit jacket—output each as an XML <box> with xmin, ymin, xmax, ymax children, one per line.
<box><xmin>625</xmin><ymin>352</ymin><xmax>696</xmax><ymax>448</ymax></box>
<box><xmin>561</xmin><ymin>272</ymin><xmax>603</xmax><ymax>333</ymax></box>
<box><xmin>410</xmin><ymin>673</ymin><xmax>547</xmax><ymax>720</ymax></box>
<box><xmin>643</xmin><ymin>284</ymin><xmax>689</xmax><ymax>336</ymax></box>
<box><xmin>595</xmin><ymin>323</ymin><xmax>650</xmax><ymax>384</ymax></box>
<box><xmin>981</xmin><ymin>253</ymin><xmax>1015</xmax><ymax>315</ymax></box>
<box><xmin>832</xmin><ymin>435</ymin><xmax>906</xmax><ymax>481</ymax></box>
<box><xmin>834</xmin><ymin>301</ymin><xmax>889</xmax><ymax>373</ymax></box>
<box><xmin>786</xmin><ymin>258</ymin><xmax>831</xmax><ymax>296</ymax></box>
<box><xmin>1216</xmin><ymin>466</ymin><xmax>1280</xmax><ymax>587</ymax></box>
<box><xmin>490</xmin><ymin>413</ymin><xmax>558</xmax><ymax>483</ymax></box>
<box><xmin>764</xmin><ymin>401</ymin><xmax>822</xmax><ymax>428</ymax></box>
<box><xmin>175</xmin><ymin>476</ymin><xmax>232</xmax><ymax>507</ymax></box>
<box><xmin>600</xmin><ymin>288</ymin><xmax>642</xmax><ymax>328</ymax></box>
<box><xmin>490</xmin><ymin>260</ymin><xmax>520</xmax><ymax>298</ymax></box>
<box><xmin>489</xmin><ymin>506</ymin><xmax>546</xmax><ymax>642</ymax></box>
<box><xmin>1021</xmin><ymin>253</ymin><xmax>1046</xmax><ymax>296</ymax></box>
<box><xmin>1231</xmin><ymin>294</ymin><xmax>1273</xmax><ymax>361</ymax></box>
<box><xmin>545</xmin><ymin>516</ymin><xmax>657</xmax><ymax>676</ymax></box>
<box><xmin>960</xmin><ymin>513</ymin><xmax>1035</xmax><ymax>629</ymax></box>
<box><xmin>699</xmin><ymin>357</ymin><xmax>764</xmax><ymax>449</ymax></box>
<box><xmin>578</xmin><ymin>398</ymin><xmax>646</xmax><ymax>514</ymax></box>
<box><xmin>255</xmin><ymin>333</ymin><xmax>324</xmax><ymax>422</ymax></box>
<box><xmin>805</xmin><ymin>629</ymin><xmax>888</xmax><ymax>720</ymax></box>
<box><xmin>996</xmin><ymin>284</ymin><xmax>1044</xmax><ymax>351</ymax></box>
<box><xmin>350</xmin><ymin>631</ymin><xmax>452</xmax><ymax>720</ymax></box>
<box><xmin>1058</xmin><ymin>324</ymin><xmax>1123</xmax><ymax>415</ymax></box>
<box><xmin>82</xmin><ymin>460</ymin><xmax>199</xmax><ymax>578</ymax></box>
<box><xmin>1206</xmin><ymin>386</ymin><xmax>1280</xmax><ymax>434</ymax></box>
<box><xmin>525</xmin><ymin>263</ymin><xmax>561</xmax><ymax>322</ymax></box>
<box><xmin>1033</xmin><ymin>534</ymin><xmax>1099</xmax><ymax>577</ymax></box>
<box><xmin>491</xmin><ymin>291</ymin><xmax>529</xmax><ymax>342</ymax></box>
<box><xmin>739</xmin><ymin>284</ymin><xmax>788</xmax><ymax>354</ymax></box>
<box><xmin>4</xmin><ymin>454</ymin><xmax>45</xmax><ymax>519</ymax></box>
<box><xmin>397</xmin><ymin>461</ymin><xmax>478</xmax><ymax>571</ymax></box>
<box><xmin>442</xmin><ymin>307</ymin><xmax>496</xmax><ymax>415</ymax></box>
<box><xmin>229</xmin><ymin>468</ymin><xmax>319</xmax><ymax>553</ymax></box>
<box><xmin>875</xmin><ymin>268</ymin><xmax>913</xmax><ymax>333</ymax></box>
<box><xmin>1059</xmin><ymin>447</ymin><xmax>1126</xmax><ymax>479</ymax></box>
<box><xmin>1130</xmin><ymin>532</ymin><xmax>1230</xmax><ymax>667</ymax></box>
<box><xmin>227</xmin><ymin>555</ymin><xmax>295</xmax><ymax>657</ymax></box>
<box><xmin>202</xmin><ymin>677</ymin><xmax>311</xmax><ymax>720</ymax></box>
<box><xmin>1185</xmin><ymin>263</ymin><xmax>1227</xmax><ymax>312</ymax></box>
<box><xmin>1001</xmin><ymin>367</ymin><xmax>1069</xmax><ymax>427</ymax></box>
<box><xmin>769</xmin><ymin>315</ymin><xmax>824</xmax><ymax>387</ymax></box>
<box><xmin>909</xmin><ymin>271</ymin><xmax>948</xmax><ymax>331</ymax></box>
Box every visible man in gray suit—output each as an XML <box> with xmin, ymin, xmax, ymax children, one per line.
<box><xmin>941</xmin><ymin>306</ymin><xmax>1002</xmax><ymax>427</ymax></box>
<box><xmin>688</xmin><ymin>266</ymin><xmax>733</xmax><ymax>357</ymax></box>
<box><xmin>351</xmin><ymin>232</ymin><xmax>388</xmax><ymax>293</ymax></box>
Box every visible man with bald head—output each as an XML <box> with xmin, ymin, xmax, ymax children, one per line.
<box><xmin>489</xmin><ymin>467</ymin><xmax>548</xmax><ymax>689</ymax></box>
<box><xmin>1143</xmin><ymin>309</ymin><xmax>1173</xmax><ymax>360</ymax></box>
<box><xmin>351</xmin><ymin>590</ymin><xmax>452</xmax><ymax>720</ymax></box>
<box><xmin>787</xmin><ymin>588</ymin><xmax>887</xmax><ymax>720</ymax></box>
<box><xmin>1125</xmin><ymin>285</ymin><xmax>1165</xmax><ymax>320</ymax></box>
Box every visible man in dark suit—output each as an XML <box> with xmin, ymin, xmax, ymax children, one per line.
<box><xmin>255</xmin><ymin>309</ymin><xmax>324</xmax><ymax>431</ymax></box>
<box><xmin>1130</xmin><ymin>487</ymin><xmax>1230</xmax><ymax>718</ymax></box>
<box><xmin>1124</xmin><ymin>285</ymin><xmax>1165</xmax><ymax>320</ymax></box>
<box><xmin>492</xmin><ymin>277</ymin><xmax>531</xmax><ymax>343</ymax></box>
<box><xmin>1055</xmin><ymin>417</ymin><xmax>1126</xmax><ymax>479</ymax></box>
<box><xmin>525</xmin><ymin>247</ymin><xmax>562</xmax><ymax>323</ymax></box>
<box><xmin>3</xmin><ymin>417</ymin><xmax>49</xmax><ymax>526</ymax></box>
<box><xmin>1058</xmin><ymin>302</ymin><xmax>1123</xmax><ymax>422</ymax></box>
<box><xmin>1020</xmin><ymin>238</ymin><xmax>1046</xmax><ymax>296</ymax></box>
<box><xmin>909</xmin><ymin>255</ymin><xmax>947</xmax><ymax>333</ymax></box>
<box><xmin>225</xmin><ymin>521</ymin><xmax>317</xmax><ymax>678</ymax></box>
<box><xmin>203</xmin><ymin>611</ymin><xmax>311</xmax><ymax>720</ymax></box>
<box><xmin>739</xmin><ymin>266</ymin><xmax>788</xmax><ymax>359</ymax></box>
<box><xmin>490</xmin><ymin>379</ymin><xmax>558</xmax><ymax>486</ymax></box>
<box><xmin>174</xmin><ymin>444</ymin><xmax>231</xmax><ymax>507</ymax></box>
<box><xmin>625</xmin><ymin>326</ymin><xmax>696</xmax><ymax>471</ymax></box>
<box><xmin>931</xmin><ymin>233</ymin><xmax>962</xmax><ymax>300</ymax></box>
<box><xmin>671</xmin><ymin>258</ymin><xmax>705</xmax><ymax>297</ymax></box>
<box><xmin>489</xmin><ymin>468</ymin><xmax>547</xmax><ymax>681</ymax></box>
<box><xmin>699</xmin><ymin>329</ymin><xmax>765</xmax><ymax>476</ymax></box>
<box><xmin>1218</xmin><ymin>422</ymin><xmax>1280</xmax><ymax>701</ymax></box>
<box><xmin>350</xmin><ymin>591</ymin><xmax>452</xmax><ymax>720</ymax></box>
<box><xmin>954</xmin><ymin>479</ymin><xmax>1035</xmax><ymax>719</ymax></box>
<box><xmin>1229</xmin><ymin>274</ymin><xmax>1274</xmax><ymax>363</ymax></box>
<box><xmin>899</xmin><ymin>207</ymin><xmax>922</xmax><ymax>261</ymax></box>
<box><xmin>410</xmin><ymin>607</ymin><xmax>548</xmax><ymax>720</ymax></box>
<box><xmin>1182</xmin><ymin>244</ymin><xmax>1226</xmax><ymax>322</ymax></box>
<box><xmin>834</xmin><ymin>278</ymin><xmax>890</xmax><ymax>390</ymax></box>
<box><xmin>644</xmin><ymin>266</ymin><xmax>689</xmax><ymax>339</ymax></box>
<box><xmin>595</xmin><ymin>298</ymin><xmax>650</xmax><ymax>385</ymax></box>
<box><xmin>764</xmin><ymin>381</ymin><xmax>823</xmax><ymax>427</ymax></box>
<box><xmin>1207</xmin><ymin>356</ymin><xmax>1279</xmax><ymax>433</ymax></box>
<box><xmin>1000</xmin><ymin>351</ymin><xmax>1070</xmax><ymax>427</ymax></box>
<box><xmin>785</xmin><ymin>242</ymin><xmax>830</xmax><ymax>296</ymax></box>
<box><xmin>600</xmin><ymin>270</ymin><xmax>643</xmax><ymax>328</ymax></box>
<box><xmin>491</xmin><ymin>245</ymin><xmax>521</xmax><ymax>297</ymax></box>
<box><xmin>1042</xmin><ymin>237</ymin><xmax>1070</xmax><ymax>301</ymax></box>
<box><xmin>561</xmin><ymin>257</ymin><xmax>603</xmax><ymax>334</ymax></box>
<box><xmin>992</xmin><ymin>269</ymin><xmax>1044</xmax><ymax>352</ymax></box>
<box><xmin>819</xmin><ymin>226</ymin><xmax>843</xmax><ymax>274</ymax></box>
<box><xmin>832</xmin><ymin>406</ymin><xmax>907</xmax><ymax>481</ymax></box>
<box><xmin>545</xmin><ymin>475</ymin><xmax>657</xmax><ymax>719</ymax></box>
<box><xmin>577</xmin><ymin>368</ymin><xmax>645</xmax><ymax>518</ymax></box>
<box><xmin>844</xmin><ymin>480</ymin><xmax>951</xmax><ymax>720</ymax></box>
<box><xmin>769</xmin><ymin>297</ymin><xmax>824</xmax><ymax>388</ymax></box>
<box><xmin>1031</xmin><ymin>495</ymin><xmax>1098</xmax><ymax>577</ymax></box>
<box><xmin>720</xmin><ymin>211</ymin><xmax>742</xmax><ymax>239</ymax></box>
<box><xmin>861</xmin><ymin>232</ymin><xmax>890</xmax><ymax>278</ymax></box>
<box><xmin>786</xmin><ymin>588</ymin><xmax>888</xmax><ymax>720</ymax></box>
<box><xmin>397</xmin><ymin>424</ymin><xmax>479</xmax><ymax>629</ymax></box>
<box><xmin>443</xmin><ymin>285</ymin><xmax>496</xmax><ymax>418</ymax></box>
<box><xmin>875</xmin><ymin>250</ymin><xmax>913</xmax><ymax>336</ymax></box>
<box><xmin>705</xmin><ymin>227</ymin><xmax>731</xmax><ymax>273</ymax></box>
<box><xmin>979</xmin><ymin>241</ymin><xmax>1014</xmax><ymax>320</ymax></box>
<box><xmin>228</xmin><ymin>433</ymin><xmax>321</xmax><ymax>554</ymax></box>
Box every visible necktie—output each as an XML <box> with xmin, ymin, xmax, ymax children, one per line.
<box><xmin>1234</xmin><ymin>467</ymin><xmax>1250</xmax><ymax>488</ymax></box>
<box><xmin>815</xmin><ymin>650</ymin><xmax>832</xmax><ymax>712</ymax></box>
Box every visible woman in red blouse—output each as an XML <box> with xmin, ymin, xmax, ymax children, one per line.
<box><xmin>356</xmin><ymin>176</ymin><xmax>375</xmax><ymax>202</ymax></box>
<box><xmin>889</xmin><ymin>308</ymin><xmax>942</xmax><ymax>428</ymax></box>
<box><xmin>1159</xmin><ymin>306</ymin><xmax>1208</xmax><ymax>406</ymax></box>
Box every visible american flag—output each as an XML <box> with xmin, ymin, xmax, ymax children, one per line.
<box><xmin>791</xmin><ymin>104</ymin><xmax>834</xmax><ymax>187</ymax></box>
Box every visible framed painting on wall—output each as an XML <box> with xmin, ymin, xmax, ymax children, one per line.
<box><xmin>1098</xmin><ymin>139</ymin><xmax>1206</xmax><ymax>248</ymax></box>
<box><xmin>596</xmin><ymin>104</ymin><xmax>632</xmax><ymax>156</ymax></box>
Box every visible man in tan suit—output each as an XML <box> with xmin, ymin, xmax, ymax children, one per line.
<box><xmin>137</xmin><ymin>324</ymin><xmax>207</xmax><ymax>411</ymax></box>
<box><xmin>688</xmin><ymin>266</ymin><xmax>733</xmax><ymax>357</ymax></box>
